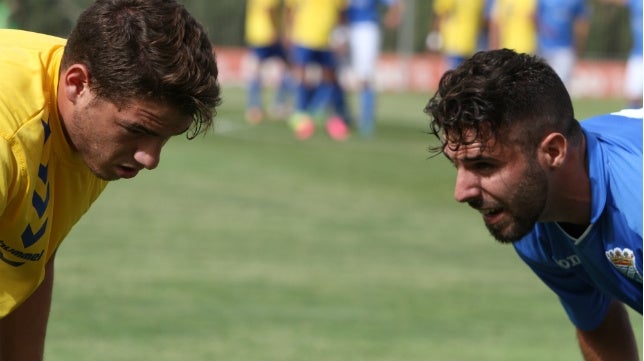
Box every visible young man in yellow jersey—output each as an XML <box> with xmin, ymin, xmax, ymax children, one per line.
<box><xmin>430</xmin><ymin>0</ymin><xmax>485</xmax><ymax>70</ymax></box>
<box><xmin>244</xmin><ymin>0</ymin><xmax>293</xmax><ymax>124</ymax></box>
<box><xmin>488</xmin><ymin>0</ymin><xmax>537</xmax><ymax>54</ymax></box>
<box><xmin>0</xmin><ymin>1</ymin><xmax>221</xmax><ymax>360</ymax></box>
<box><xmin>285</xmin><ymin>0</ymin><xmax>350</xmax><ymax>141</ymax></box>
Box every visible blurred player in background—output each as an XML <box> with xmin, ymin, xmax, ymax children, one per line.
<box><xmin>536</xmin><ymin>0</ymin><xmax>590</xmax><ymax>87</ymax></box>
<box><xmin>244</xmin><ymin>0</ymin><xmax>294</xmax><ymax>124</ymax></box>
<box><xmin>488</xmin><ymin>0</ymin><xmax>537</xmax><ymax>54</ymax></box>
<box><xmin>0</xmin><ymin>1</ymin><xmax>221</xmax><ymax>360</ymax></box>
<box><xmin>428</xmin><ymin>0</ymin><xmax>485</xmax><ymax>71</ymax></box>
<box><xmin>600</xmin><ymin>0</ymin><xmax>643</xmax><ymax>108</ymax></box>
<box><xmin>624</xmin><ymin>0</ymin><xmax>642</xmax><ymax>108</ymax></box>
<box><xmin>425</xmin><ymin>48</ymin><xmax>641</xmax><ymax>361</ymax></box>
<box><xmin>285</xmin><ymin>0</ymin><xmax>350</xmax><ymax>141</ymax></box>
<box><xmin>346</xmin><ymin>0</ymin><xmax>403</xmax><ymax>137</ymax></box>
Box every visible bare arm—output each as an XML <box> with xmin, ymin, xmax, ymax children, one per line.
<box><xmin>573</xmin><ymin>17</ymin><xmax>590</xmax><ymax>57</ymax></box>
<box><xmin>576</xmin><ymin>300</ymin><xmax>640</xmax><ymax>361</ymax></box>
<box><xmin>383</xmin><ymin>0</ymin><xmax>403</xmax><ymax>29</ymax></box>
<box><xmin>0</xmin><ymin>255</ymin><xmax>55</xmax><ymax>361</ymax></box>
<box><xmin>487</xmin><ymin>10</ymin><xmax>501</xmax><ymax>50</ymax></box>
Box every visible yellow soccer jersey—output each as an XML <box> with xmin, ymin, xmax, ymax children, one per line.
<box><xmin>286</xmin><ymin>0</ymin><xmax>347</xmax><ymax>50</ymax></box>
<box><xmin>245</xmin><ymin>0</ymin><xmax>282</xmax><ymax>47</ymax></box>
<box><xmin>0</xmin><ymin>29</ymin><xmax>108</xmax><ymax>317</ymax></box>
<box><xmin>492</xmin><ymin>0</ymin><xmax>537</xmax><ymax>54</ymax></box>
<box><xmin>434</xmin><ymin>0</ymin><xmax>484</xmax><ymax>57</ymax></box>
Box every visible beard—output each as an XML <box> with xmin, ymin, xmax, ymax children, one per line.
<box><xmin>482</xmin><ymin>160</ymin><xmax>548</xmax><ymax>244</ymax></box>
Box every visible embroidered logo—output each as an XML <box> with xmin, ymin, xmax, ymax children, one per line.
<box><xmin>605</xmin><ymin>247</ymin><xmax>642</xmax><ymax>284</ymax></box>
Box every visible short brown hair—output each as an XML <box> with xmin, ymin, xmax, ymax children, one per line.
<box><xmin>62</xmin><ymin>0</ymin><xmax>221</xmax><ymax>138</ymax></box>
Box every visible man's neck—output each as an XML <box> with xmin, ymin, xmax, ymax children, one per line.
<box><xmin>557</xmin><ymin>222</ymin><xmax>589</xmax><ymax>239</ymax></box>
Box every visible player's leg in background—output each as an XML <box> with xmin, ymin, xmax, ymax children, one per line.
<box><xmin>269</xmin><ymin>44</ymin><xmax>295</xmax><ymax>120</ymax></box>
<box><xmin>246</xmin><ymin>47</ymin><xmax>266</xmax><ymax>124</ymax></box>
<box><xmin>624</xmin><ymin>54</ymin><xmax>643</xmax><ymax>108</ymax></box>
<box><xmin>350</xmin><ymin>22</ymin><xmax>380</xmax><ymax>137</ymax></box>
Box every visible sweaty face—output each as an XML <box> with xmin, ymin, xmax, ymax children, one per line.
<box><xmin>445</xmin><ymin>135</ymin><xmax>548</xmax><ymax>244</ymax></box>
<box><xmin>66</xmin><ymin>96</ymin><xmax>192</xmax><ymax>181</ymax></box>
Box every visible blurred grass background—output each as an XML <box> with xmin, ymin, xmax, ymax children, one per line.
<box><xmin>46</xmin><ymin>87</ymin><xmax>641</xmax><ymax>361</ymax></box>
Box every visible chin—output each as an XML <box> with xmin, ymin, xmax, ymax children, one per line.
<box><xmin>487</xmin><ymin>223</ymin><xmax>533</xmax><ymax>244</ymax></box>
<box><xmin>95</xmin><ymin>173</ymin><xmax>119</xmax><ymax>181</ymax></box>
<box><xmin>88</xmin><ymin>166</ymin><xmax>118</xmax><ymax>181</ymax></box>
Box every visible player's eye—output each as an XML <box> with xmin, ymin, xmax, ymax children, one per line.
<box><xmin>124</xmin><ymin>123</ymin><xmax>152</xmax><ymax>136</ymax></box>
<box><xmin>472</xmin><ymin>161</ymin><xmax>496</xmax><ymax>174</ymax></box>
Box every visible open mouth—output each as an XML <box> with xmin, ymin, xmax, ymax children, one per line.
<box><xmin>116</xmin><ymin>165</ymin><xmax>140</xmax><ymax>179</ymax></box>
<box><xmin>480</xmin><ymin>208</ymin><xmax>502</xmax><ymax>216</ymax></box>
<box><xmin>479</xmin><ymin>207</ymin><xmax>504</xmax><ymax>223</ymax></box>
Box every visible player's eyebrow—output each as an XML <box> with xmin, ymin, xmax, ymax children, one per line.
<box><xmin>126</xmin><ymin>121</ymin><xmax>159</xmax><ymax>137</ymax></box>
<box><xmin>462</xmin><ymin>154</ymin><xmax>487</xmax><ymax>162</ymax></box>
<box><xmin>444</xmin><ymin>151</ymin><xmax>493</xmax><ymax>168</ymax></box>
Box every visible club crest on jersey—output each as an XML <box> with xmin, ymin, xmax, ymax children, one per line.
<box><xmin>605</xmin><ymin>247</ymin><xmax>642</xmax><ymax>284</ymax></box>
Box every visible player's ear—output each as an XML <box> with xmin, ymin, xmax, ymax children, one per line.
<box><xmin>538</xmin><ymin>133</ymin><xmax>567</xmax><ymax>169</ymax></box>
<box><xmin>62</xmin><ymin>64</ymin><xmax>91</xmax><ymax>104</ymax></box>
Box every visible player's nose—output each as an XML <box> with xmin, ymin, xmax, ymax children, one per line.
<box><xmin>453</xmin><ymin>168</ymin><xmax>480</xmax><ymax>203</ymax></box>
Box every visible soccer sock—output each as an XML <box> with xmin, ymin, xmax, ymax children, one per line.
<box><xmin>308</xmin><ymin>81</ymin><xmax>334</xmax><ymax>118</ymax></box>
<box><xmin>275</xmin><ymin>73</ymin><xmax>294</xmax><ymax>107</ymax></box>
<box><xmin>331</xmin><ymin>82</ymin><xmax>351</xmax><ymax>125</ymax></box>
<box><xmin>247</xmin><ymin>77</ymin><xmax>262</xmax><ymax>110</ymax></box>
<box><xmin>360</xmin><ymin>87</ymin><xmax>375</xmax><ymax>135</ymax></box>
<box><xmin>294</xmin><ymin>81</ymin><xmax>310</xmax><ymax>113</ymax></box>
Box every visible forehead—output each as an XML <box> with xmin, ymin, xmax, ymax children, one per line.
<box><xmin>443</xmin><ymin>129</ymin><xmax>511</xmax><ymax>163</ymax></box>
<box><xmin>122</xmin><ymin>98</ymin><xmax>192</xmax><ymax>136</ymax></box>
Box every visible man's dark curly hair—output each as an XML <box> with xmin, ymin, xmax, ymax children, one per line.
<box><xmin>62</xmin><ymin>0</ymin><xmax>221</xmax><ymax>139</ymax></box>
<box><xmin>424</xmin><ymin>49</ymin><xmax>582</xmax><ymax>156</ymax></box>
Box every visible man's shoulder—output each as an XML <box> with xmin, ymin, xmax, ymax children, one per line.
<box><xmin>0</xmin><ymin>30</ymin><xmax>64</xmax><ymax>137</ymax></box>
<box><xmin>0</xmin><ymin>29</ymin><xmax>65</xmax><ymax>49</ymax></box>
<box><xmin>581</xmin><ymin>108</ymin><xmax>643</xmax><ymax>126</ymax></box>
<box><xmin>581</xmin><ymin>109</ymin><xmax>643</xmax><ymax>149</ymax></box>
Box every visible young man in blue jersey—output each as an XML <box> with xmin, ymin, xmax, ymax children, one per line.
<box><xmin>346</xmin><ymin>0</ymin><xmax>402</xmax><ymax>137</ymax></box>
<box><xmin>536</xmin><ymin>0</ymin><xmax>590</xmax><ymax>87</ymax></box>
<box><xmin>424</xmin><ymin>49</ymin><xmax>641</xmax><ymax>360</ymax></box>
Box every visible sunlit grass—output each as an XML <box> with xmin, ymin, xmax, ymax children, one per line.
<box><xmin>47</xmin><ymin>88</ymin><xmax>640</xmax><ymax>361</ymax></box>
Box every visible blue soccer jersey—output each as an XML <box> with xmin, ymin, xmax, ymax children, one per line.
<box><xmin>513</xmin><ymin>109</ymin><xmax>643</xmax><ymax>331</ymax></box>
<box><xmin>537</xmin><ymin>0</ymin><xmax>589</xmax><ymax>50</ymax></box>
<box><xmin>347</xmin><ymin>0</ymin><xmax>396</xmax><ymax>24</ymax></box>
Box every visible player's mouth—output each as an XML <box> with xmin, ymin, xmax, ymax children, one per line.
<box><xmin>116</xmin><ymin>165</ymin><xmax>140</xmax><ymax>179</ymax></box>
<box><xmin>479</xmin><ymin>207</ymin><xmax>504</xmax><ymax>224</ymax></box>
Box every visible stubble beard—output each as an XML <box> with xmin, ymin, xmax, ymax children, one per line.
<box><xmin>486</xmin><ymin>160</ymin><xmax>548</xmax><ymax>244</ymax></box>
<box><xmin>71</xmin><ymin>107</ymin><xmax>117</xmax><ymax>181</ymax></box>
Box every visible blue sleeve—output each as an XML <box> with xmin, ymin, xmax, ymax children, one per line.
<box><xmin>583</xmin><ymin>111</ymin><xmax>643</xmax><ymax>236</ymax></box>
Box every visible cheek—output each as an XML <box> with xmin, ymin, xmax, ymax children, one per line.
<box><xmin>80</xmin><ymin>117</ymin><xmax>129</xmax><ymax>154</ymax></box>
<box><xmin>480</xmin><ymin>170</ymin><xmax>521</xmax><ymax>200</ymax></box>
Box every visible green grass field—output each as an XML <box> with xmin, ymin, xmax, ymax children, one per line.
<box><xmin>47</xmin><ymin>87</ymin><xmax>641</xmax><ymax>361</ymax></box>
